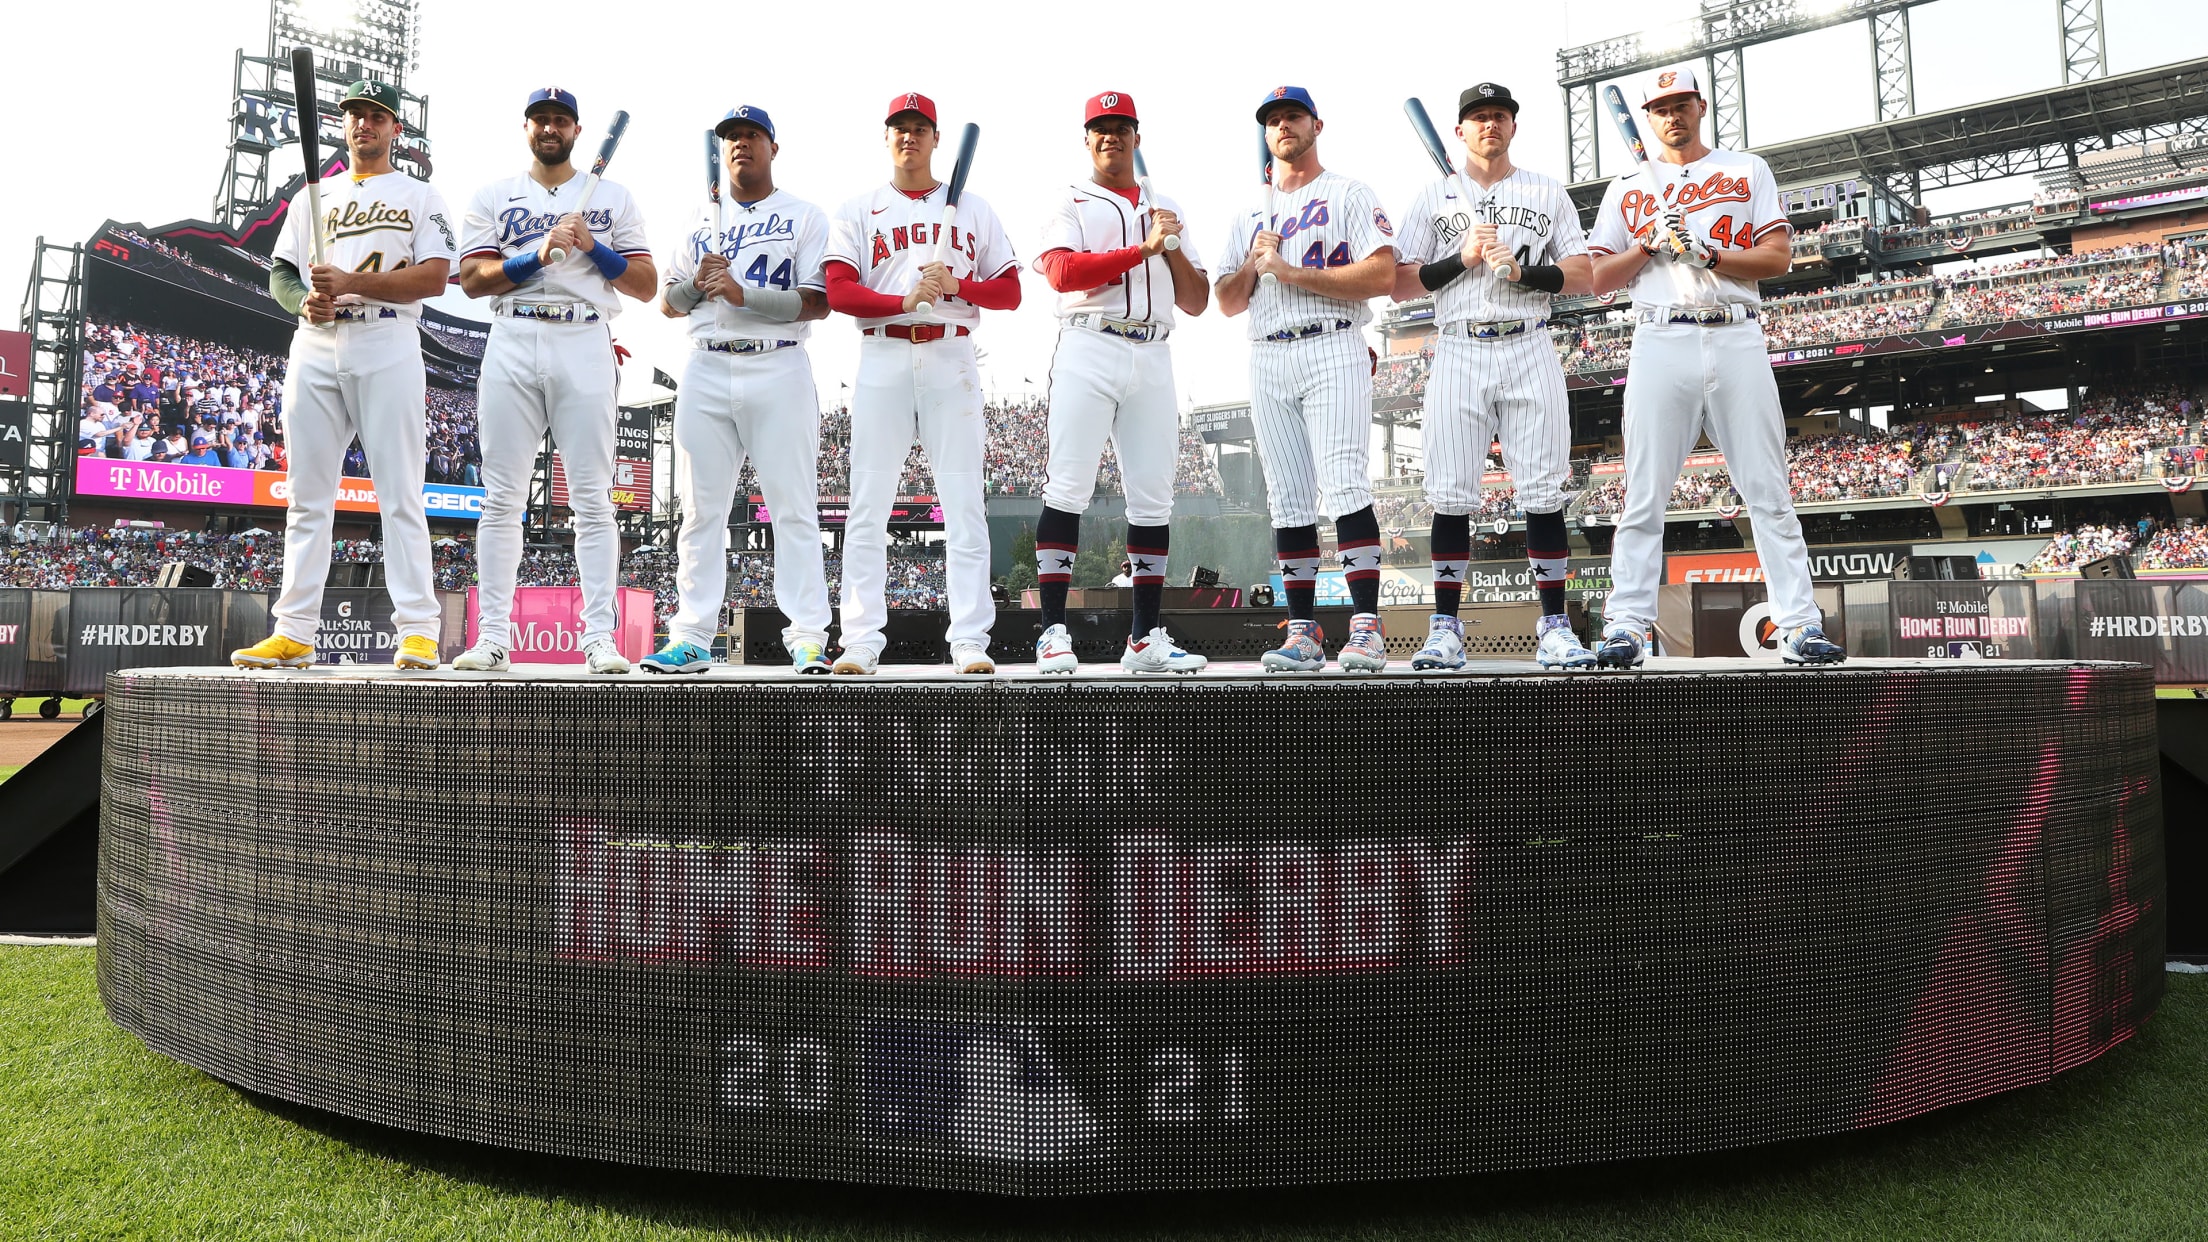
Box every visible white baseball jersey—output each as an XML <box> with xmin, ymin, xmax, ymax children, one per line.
<box><xmin>459</xmin><ymin>171</ymin><xmax>652</xmax><ymax>317</ymax></box>
<box><xmin>824</xmin><ymin>183</ymin><xmax>1017</xmax><ymax>330</ymax></box>
<box><xmin>1214</xmin><ymin>170</ymin><xmax>1394</xmax><ymax>341</ymax></box>
<box><xmin>1587</xmin><ymin>148</ymin><xmax>1787</xmax><ymax>306</ymax></box>
<box><xmin>1394</xmin><ymin>168</ymin><xmax>1585</xmax><ymax>323</ymax></box>
<box><xmin>665</xmin><ymin>189</ymin><xmax>829</xmax><ymax>344</ymax></box>
<box><xmin>271</xmin><ymin>170</ymin><xmax>459</xmax><ymax>322</ymax></box>
<box><xmin>1038</xmin><ymin>181</ymin><xmax>1207</xmax><ymax>326</ymax></box>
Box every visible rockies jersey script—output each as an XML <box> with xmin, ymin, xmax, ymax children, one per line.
<box><xmin>1215</xmin><ymin>170</ymin><xmax>1394</xmax><ymax>341</ymax></box>
<box><xmin>825</xmin><ymin>182</ymin><xmax>1017</xmax><ymax>331</ymax></box>
<box><xmin>1394</xmin><ymin>168</ymin><xmax>1586</xmax><ymax>323</ymax></box>
<box><xmin>459</xmin><ymin>172</ymin><xmax>652</xmax><ymax>317</ymax></box>
<box><xmin>1039</xmin><ymin>182</ymin><xmax>1207</xmax><ymax>326</ymax></box>
<box><xmin>666</xmin><ymin>190</ymin><xmax>830</xmax><ymax>344</ymax></box>
<box><xmin>1587</xmin><ymin>148</ymin><xmax>1787</xmax><ymax>306</ymax></box>
<box><xmin>272</xmin><ymin>171</ymin><xmax>458</xmax><ymax>323</ymax></box>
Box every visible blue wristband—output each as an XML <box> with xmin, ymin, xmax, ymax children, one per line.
<box><xmin>502</xmin><ymin>252</ymin><xmax>543</xmax><ymax>285</ymax></box>
<box><xmin>588</xmin><ymin>241</ymin><xmax>629</xmax><ymax>281</ymax></box>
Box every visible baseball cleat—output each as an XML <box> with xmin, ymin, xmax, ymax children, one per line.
<box><xmin>583</xmin><ymin>639</ymin><xmax>631</xmax><ymax>674</ymax></box>
<box><xmin>1780</xmin><ymin>622</ymin><xmax>1848</xmax><ymax>665</ymax></box>
<box><xmin>640</xmin><ymin>640</ymin><xmax>713</xmax><ymax>674</ymax></box>
<box><xmin>832</xmin><ymin>645</ymin><xmax>880</xmax><ymax>675</ymax></box>
<box><xmin>450</xmin><ymin>641</ymin><xmax>511</xmax><ymax>672</ymax></box>
<box><xmin>1121</xmin><ymin>627</ymin><xmax>1207</xmax><ymax>675</ymax></box>
<box><xmin>952</xmin><ymin>643</ymin><xmax>996</xmax><ymax>674</ymax></box>
<box><xmin>393</xmin><ymin>635</ymin><xmax>440</xmax><ymax>670</ymax></box>
<box><xmin>788</xmin><ymin>636</ymin><xmax>830</xmax><ymax>675</ymax></box>
<box><xmin>1261</xmin><ymin>619</ymin><xmax>1328</xmax><ymax>672</ymax></box>
<box><xmin>1411</xmin><ymin>614</ymin><xmax>1466</xmax><ymax>671</ymax></box>
<box><xmin>1535</xmin><ymin>614</ymin><xmax>1598</xmax><ymax>670</ymax></box>
<box><xmin>1339</xmin><ymin>613</ymin><xmax>1388</xmax><ymax>672</ymax></box>
<box><xmin>231</xmin><ymin>634</ymin><xmax>315</xmax><ymax>669</ymax></box>
<box><xmin>1595</xmin><ymin>622</ymin><xmax>1646</xmax><ymax>670</ymax></box>
<box><xmin>1035</xmin><ymin>624</ymin><xmax>1078</xmax><ymax>674</ymax></box>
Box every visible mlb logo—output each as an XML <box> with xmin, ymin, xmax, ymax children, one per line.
<box><xmin>1945</xmin><ymin>641</ymin><xmax>1984</xmax><ymax>660</ymax></box>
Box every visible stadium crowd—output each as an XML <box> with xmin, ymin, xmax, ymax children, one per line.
<box><xmin>1956</xmin><ymin>386</ymin><xmax>2192</xmax><ymax>491</ymax></box>
<box><xmin>1938</xmin><ymin>244</ymin><xmax>2170</xmax><ymax>327</ymax></box>
<box><xmin>2138</xmin><ymin>519</ymin><xmax>2208</xmax><ymax>570</ymax></box>
<box><xmin>2024</xmin><ymin>523</ymin><xmax>2136</xmax><ymax>573</ymax></box>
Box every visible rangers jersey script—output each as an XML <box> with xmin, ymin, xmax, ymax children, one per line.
<box><xmin>1214</xmin><ymin>170</ymin><xmax>1394</xmax><ymax>341</ymax></box>
<box><xmin>459</xmin><ymin>172</ymin><xmax>652</xmax><ymax>317</ymax></box>
<box><xmin>1039</xmin><ymin>183</ymin><xmax>1207</xmax><ymax>326</ymax></box>
<box><xmin>1393</xmin><ymin>168</ymin><xmax>1586</xmax><ymax>323</ymax></box>
<box><xmin>824</xmin><ymin>183</ymin><xmax>1017</xmax><ymax>331</ymax></box>
<box><xmin>272</xmin><ymin>171</ymin><xmax>458</xmax><ymax>323</ymax></box>
<box><xmin>665</xmin><ymin>190</ymin><xmax>829</xmax><ymax>344</ymax></box>
<box><xmin>1587</xmin><ymin>148</ymin><xmax>1787</xmax><ymax>307</ymax></box>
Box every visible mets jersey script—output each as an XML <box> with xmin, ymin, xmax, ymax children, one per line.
<box><xmin>1586</xmin><ymin>148</ymin><xmax>1787</xmax><ymax>307</ymax></box>
<box><xmin>459</xmin><ymin>172</ymin><xmax>652</xmax><ymax>317</ymax></box>
<box><xmin>1214</xmin><ymin>170</ymin><xmax>1393</xmax><ymax>341</ymax></box>
<box><xmin>271</xmin><ymin>171</ymin><xmax>458</xmax><ymax>322</ymax></box>
<box><xmin>1393</xmin><ymin>168</ymin><xmax>1586</xmax><ymax>323</ymax></box>
<box><xmin>824</xmin><ymin>182</ymin><xmax>1018</xmax><ymax>331</ymax></box>
<box><xmin>664</xmin><ymin>190</ymin><xmax>829</xmax><ymax>344</ymax></box>
<box><xmin>1038</xmin><ymin>182</ymin><xmax>1207</xmax><ymax>326</ymax></box>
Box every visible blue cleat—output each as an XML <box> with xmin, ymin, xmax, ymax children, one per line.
<box><xmin>788</xmin><ymin>635</ymin><xmax>830</xmax><ymax>674</ymax></box>
<box><xmin>1595</xmin><ymin>622</ymin><xmax>1645</xmax><ymax>670</ymax></box>
<box><xmin>1780</xmin><ymin>622</ymin><xmax>1848</xmax><ymax>665</ymax></box>
<box><xmin>639</xmin><ymin>640</ymin><xmax>714</xmax><ymax>675</ymax></box>
<box><xmin>1262</xmin><ymin>619</ymin><xmax>1328</xmax><ymax>672</ymax></box>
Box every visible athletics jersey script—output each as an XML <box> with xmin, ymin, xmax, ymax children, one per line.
<box><xmin>665</xmin><ymin>189</ymin><xmax>830</xmax><ymax>345</ymax></box>
<box><xmin>271</xmin><ymin>171</ymin><xmax>457</xmax><ymax>324</ymax></box>
<box><xmin>1393</xmin><ymin>168</ymin><xmax>1586</xmax><ymax>324</ymax></box>
<box><xmin>824</xmin><ymin>182</ymin><xmax>1017</xmax><ymax>331</ymax></box>
<box><xmin>1038</xmin><ymin>181</ymin><xmax>1207</xmax><ymax>328</ymax></box>
<box><xmin>1587</xmin><ymin>147</ymin><xmax>1787</xmax><ymax>307</ymax></box>
<box><xmin>1214</xmin><ymin>170</ymin><xmax>1394</xmax><ymax>341</ymax></box>
<box><xmin>459</xmin><ymin>171</ymin><xmax>652</xmax><ymax>318</ymax></box>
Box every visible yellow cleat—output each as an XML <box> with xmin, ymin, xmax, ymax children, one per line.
<box><xmin>231</xmin><ymin>634</ymin><xmax>316</xmax><ymax>669</ymax></box>
<box><xmin>393</xmin><ymin>635</ymin><xmax>440</xmax><ymax>670</ymax></box>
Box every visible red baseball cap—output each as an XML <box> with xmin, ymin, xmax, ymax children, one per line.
<box><xmin>885</xmin><ymin>91</ymin><xmax>938</xmax><ymax>126</ymax></box>
<box><xmin>1085</xmin><ymin>91</ymin><xmax>1137</xmax><ymax>127</ymax></box>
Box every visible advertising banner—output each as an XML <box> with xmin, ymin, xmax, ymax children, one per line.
<box><xmin>551</xmin><ymin>405</ymin><xmax>655</xmax><ymax>514</ymax></box>
<box><xmin>1886</xmin><ymin>581</ymin><xmax>2045</xmax><ymax>661</ymax></box>
<box><xmin>74</xmin><ymin>456</ymin><xmax>485</xmax><ymax>521</ymax></box>
<box><xmin>465</xmin><ymin>586</ymin><xmax>656</xmax><ymax>664</ymax></box>
<box><xmin>312</xmin><ymin>590</ymin><xmax>469</xmax><ymax>665</ymax></box>
<box><xmin>1268</xmin><ymin>560</ymin><xmax>1614</xmax><ymax>607</ymax></box>
<box><xmin>62</xmin><ymin>588</ymin><xmax>270</xmax><ymax>694</ymax></box>
<box><xmin>1667</xmin><ymin>545</ymin><xmax>1908</xmax><ymax>585</ymax></box>
<box><xmin>0</xmin><ymin>399</ymin><xmax>25</xmax><ymax>471</ymax></box>
<box><xmin>0</xmin><ymin>328</ymin><xmax>28</xmax><ymax>399</ymax></box>
<box><xmin>2074</xmin><ymin>579</ymin><xmax>2208</xmax><ymax>682</ymax></box>
<box><xmin>752</xmin><ymin>496</ymin><xmax>946</xmax><ymax>528</ymax></box>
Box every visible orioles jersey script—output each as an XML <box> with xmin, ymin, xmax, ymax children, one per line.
<box><xmin>1587</xmin><ymin>148</ymin><xmax>1787</xmax><ymax>306</ymax></box>
<box><xmin>1039</xmin><ymin>182</ymin><xmax>1207</xmax><ymax>326</ymax></box>
<box><xmin>1215</xmin><ymin>170</ymin><xmax>1394</xmax><ymax>340</ymax></box>
<box><xmin>1393</xmin><ymin>168</ymin><xmax>1586</xmax><ymax>324</ymax></box>
<box><xmin>824</xmin><ymin>182</ymin><xmax>1017</xmax><ymax>330</ymax></box>
<box><xmin>666</xmin><ymin>190</ymin><xmax>830</xmax><ymax>344</ymax></box>
<box><xmin>272</xmin><ymin>171</ymin><xmax>458</xmax><ymax>322</ymax></box>
<box><xmin>459</xmin><ymin>172</ymin><xmax>652</xmax><ymax>317</ymax></box>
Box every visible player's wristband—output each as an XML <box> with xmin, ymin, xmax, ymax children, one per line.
<box><xmin>746</xmin><ymin>286</ymin><xmax>803</xmax><ymax>323</ymax></box>
<box><xmin>502</xmin><ymin>252</ymin><xmax>544</xmax><ymax>285</ymax></box>
<box><xmin>1418</xmin><ymin>253</ymin><xmax>1468</xmax><ymax>292</ymax></box>
<box><xmin>664</xmin><ymin>278</ymin><xmax>704</xmax><ymax>314</ymax></box>
<box><xmin>1519</xmin><ymin>264</ymin><xmax>1565</xmax><ymax>295</ymax></box>
<box><xmin>587</xmin><ymin>242</ymin><xmax>630</xmax><ymax>281</ymax></box>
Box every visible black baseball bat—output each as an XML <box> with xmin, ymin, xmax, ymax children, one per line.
<box><xmin>915</xmin><ymin>121</ymin><xmax>981</xmax><ymax>315</ymax></box>
<box><xmin>290</xmin><ymin>46</ymin><xmax>327</xmax><ymax>266</ymax></box>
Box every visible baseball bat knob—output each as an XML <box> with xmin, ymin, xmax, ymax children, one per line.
<box><xmin>545</xmin><ymin>247</ymin><xmax>567</xmax><ymax>265</ymax></box>
<box><xmin>913</xmin><ymin>301</ymin><xmax>934</xmax><ymax>317</ymax></box>
<box><xmin>1259</xmin><ymin>272</ymin><xmax>1278</xmax><ymax>288</ymax></box>
<box><xmin>1164</xmin><ymin>236</ymin><xmax>1181</xmax><ymax>252</ymax></box>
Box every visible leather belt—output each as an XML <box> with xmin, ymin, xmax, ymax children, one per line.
<box><xmin>866</xmin><ymin>323</ymin><xmax>970</xmax><ymax>342</ymax></box>
<box><xmin>698</xmin><ymin>338</ymin><xmax>800</xmax><ymax>354</ymax></box>
<box><xmin>1440</xmin><ymin>317</ymin><xmax>1548</xmax><ymax>339</ymax></box>
<box><xmin>330</xmin><ymin>305</ymin><xmax>398</xmax><ymax>323</ymax></box>
<box><xmin>1261</xmin><ymin>318</ymin><xmax>1354</xmax><ymax>343</ymax></box>
<box><xmin>1066</xmin><ymin>313</ymin><xmax>1169</xmax><ymax>342</ymax></box>
<box><xmin>1637</xmin><ymin>304</ymin><xmax>1758</xmax><ymax>325</ymax></box>
<box><xmin>499</xmin><ymin>301</ymin><xmax>603</xmax><ymax>323</ymax></box>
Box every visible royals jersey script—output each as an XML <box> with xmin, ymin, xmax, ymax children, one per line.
<box><xmin>1215</xmin><ymin>170</ymin><xmax>1394</xmax><ymax>340</ymax></box>
<box><xmin>459</xmin><ymin>172</ymin><xmax>652</xmax><ymax>316</ymax></box>
<box><xmin>272</xmin><ymin>171</ymin><xmax>458</xmax><ymax>322</ymax></box>
<box><xmin>825</xmin><ymin>183</ymin><xmax>1018</xmax><ymax>331</ymax></box>
<box><xmin>1039</xmin><ymin>184</ymin><xmax>1206</xmax><ymax>326</ymax></box>
<box><xmin>1393</xmin><ymin>169</ymin><xmax>1586</xmax><ymax>323</ymax></box>
<box><xmin>666</xmin><ymin>190</ymin><xmax>830</xmax><ymax>344</ymax></box>
<box><xmin>1586</xmin><ymin>147</ymin><xmax>1788</xmax><ymax>306</ymax></box>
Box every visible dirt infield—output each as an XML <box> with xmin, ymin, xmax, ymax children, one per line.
<box><xmin>0</xmin><ymin>721</ymin><xmax>82</xmax><ymax>769</ymax></box>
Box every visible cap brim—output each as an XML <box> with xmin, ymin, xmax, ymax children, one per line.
<box><xmin>341</xmin><ymin>98</ymin><xmax>398</xmax><ymax>118</ymax></box>
<box><xmin>884</xmin><ymin>109</ymin><xmax>935</xmax><ymax>126</ymax></box>
<box><xmin>1458</xmin><ymin>100</ymin><xmax>1520</xmax><ymax>120</ymax></box>
<box><xmin>1641</xmin><ymin>89</ymin><xmax>1701</xmax><ymax>108</ymax></box>
<box><xmin>1256</xmin><ymin>100</ymin><xmax>1315</xmax><ymax>124</ymax></box>
<box><xmin>524</xmin><ymin>102</ymin><xmax>577</xmax><ymax>121</ymax></box>
<box><xmin>715</xmin><ymin>118</ymin><xmax>773</xmax><ymax>140</ymax></box>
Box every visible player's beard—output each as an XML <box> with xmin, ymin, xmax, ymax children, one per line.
<box><xmin>533</xmin><ymin>134</ymin><xmax>576</xmax><ymax>168</ymax></box>
<box><xmin>349</xmin><ymin>134</ymin><xmax>387</xmax><ymax>166</ymax></box>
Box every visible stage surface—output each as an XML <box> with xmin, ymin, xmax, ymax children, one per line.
<box><xmin>97</xmin><ymin>659</ymin><xmax>2164</xmax><ymax>1194</ymax></box>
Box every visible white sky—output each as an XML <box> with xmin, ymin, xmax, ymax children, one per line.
<box><xmin>4</xmin><ymin>0</ymin><xmax>2204</xmax><ymax>412</ymax></box>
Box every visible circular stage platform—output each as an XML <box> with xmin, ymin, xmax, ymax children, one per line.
<box><xmin>96</xmin><ymin>659</ymin><xmax>2164</xmax><ymax>1195</ymax></box>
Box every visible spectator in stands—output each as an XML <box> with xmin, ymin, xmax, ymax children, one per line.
<box><xmin>182</xmin><ymin>435</ymin><xmax>220</xmax><ymax>467</ymax></box>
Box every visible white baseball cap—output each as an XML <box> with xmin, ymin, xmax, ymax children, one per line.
<box><xmin>1642</xmin><ymin>66</ymin><xmax>1703</xmax><ymax>108</ymax></box>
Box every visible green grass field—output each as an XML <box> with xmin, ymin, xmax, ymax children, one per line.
<box><xmin>5</xmin><ymin>697</ymin><xmax>93</xmax><ymax>719</ymax></box>
<box><xmin>0</xmin><ymin>766</ymin><xmax>18</xmax><ymax>785</ymax></box>
<box><xmin>3</xmin><ymin>946</ymin><xmax>2203</xmax><ymax>1241</ymax></box>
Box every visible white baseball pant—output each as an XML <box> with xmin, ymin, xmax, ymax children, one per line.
<box><xmin>1422</xmin><ymin>331</ymin><xmax>1571</xmax><ymax>514</ymax></box>
<box><xmin>1042</xmin><ymin>328</ymin><xmax>1178</xmax><ymax>526</ymax></box>
<box><xmin>1248</xmin><ymin>330</ymin><xmax>1374</xmax><ymax>527</ymax></box>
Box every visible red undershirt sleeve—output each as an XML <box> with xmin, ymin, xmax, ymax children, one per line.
<box><xmin>823</xmin><ymin>261</ymin><xmax>909</xmax><ymax>318</ymax></box>
<box><xmin>1036</xmin><ymin>248</ymin><xmax>1143</xmax><ymax>293</ymax></box>
<box><xmin>954</xmin><ymin>267</ymin><xmax>1022</xmax><ymax>311</ymax></box>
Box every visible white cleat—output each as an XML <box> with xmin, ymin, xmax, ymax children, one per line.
<box><xmin>832</xmin><ymin>645</ymin><xmax>881</xmax><ymax>675</ymax></box>
<box><xmin>1410</xmin><ymin>614</ymin><xmax>1466</xmax><ymax>671</ymax></box>
<box><xmin>1338</xmin><ymin>612</ymin><xmax>1388</xmax><ymax>672</ymax></box>
<box><xmin>952</xmin><ymin>642</ymin><xmax>995</xmax><ymax>674</ymax></box>
<box><xmin>1035</xmin><ymin>624</ymin><xmax>1078</xmax><ymax>674</ymax></box>
<box><xmin>1120</xmin><ymin>627</ymin><xmax>1207</xmax><ymax>675</ymax></box>
<box><xmin>1535</xmin><ymin>615</ymin><xmax>1598</xmax><ymax>670</ymax></box>
<box><xmin>583</xmin><ymin>639</ymin><xmax>631</xmax><ymax>674</ymax></box>
<box><xmin>450</xmin><ymin>642</ymin><xmax>511</xmax><ymax>672</ymax></box>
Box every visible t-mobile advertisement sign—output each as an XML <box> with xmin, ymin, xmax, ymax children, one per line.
<box><xmin>75</xmin><ymin>457</ymin><xmax>486</xmax><ymax>520</ymax></box>
<box><xmin>465</xmin><ymin>586</ymin><xmax>656</xmax><ymax>663</ymax></box>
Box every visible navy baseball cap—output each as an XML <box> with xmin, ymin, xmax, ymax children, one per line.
<box><xmin>1256</xmin><ymin>85</ymin><xmax>1319</xmax><ymax>123</ymax></box>
<box><xmin>524</xmin><ymin>87</ymin><xmax>578</xmax><ymax>120</ymax></box>
<box><xmin>715</xmin><ymin>105</ymin><xmax>776</xmax><ymax>142</ymax></box>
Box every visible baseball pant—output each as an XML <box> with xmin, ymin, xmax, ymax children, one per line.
<box><xmin>271</xmin><ymin>317</ymin><xmax>437</xmax><ymax>643</ymax></box>
<box><xmin>1042</xmin><ymin>327</ymin><xmax>1178</xmax><ymax>526</ymax></box>
<box><xmin>474</xmin><ymin>318</ymin><xmax>620</xmax><ymax>649</ymax></box>
<box><xmin>668</xmin><ymin>345</ymin><xmax>830</xmax><ymax>651</ymax></box>
<box><xmin>1422</xmin><ymin>331</ymin><xmax>1571</xmax><ymax>515</ymax></box>
<box><xmin>841</xmin><ymin>333</ymin><xmax>991</xmax><ymax>655</ymax></box>
<box><xmin>1605</xmin><ymin>319</ymin><xmax>1818</xmax><ymax>632</ymax></box>
<box><xmin>1248</xmin><ymin>329</ymin><xmax>1374</xmax><ymax>527</ymax></box>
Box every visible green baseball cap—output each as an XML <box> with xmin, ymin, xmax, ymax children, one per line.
<box><xmin>339</xmin><ymin>80</ymin><xmax>400</xmax><ymax>117</ymax></box>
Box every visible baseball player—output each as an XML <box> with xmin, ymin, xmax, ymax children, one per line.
<box><xmin>1586</xmin><ymin>67</ymin><xmax>1843</xmax><ymax>666</ymax></box>
<box><xmin>642</xmin><ymin>106</ymin><xmax>834</xmax><ymax>675</ymax></box>
<box><xmin>452</xmin><ymin>88</ymin><xmax>657</xmax><ymax>674</ymax></box>
<box><xmin>1031</xmin><ymin>91</ymin><xmax>1210</xmax><ymax>675</ymax></box>
<box><xmin>1389</xmin><ymin>83</ymin><xmax>1595</xmax><ymax>671</ymax></box>
<box><xmin>1215</xmin><ymin>86</ymin><xmax>1397</xmax><ymax>672</ymax></box>
<box><xmin>231</xmin><ymin>79</ymin><xmax>455</xmax><ymax>672</ymax></box>
<box><xmin>823</xmin><ymin>92</ymin><xmax>1020</xmax><ymax>675</ymax></box>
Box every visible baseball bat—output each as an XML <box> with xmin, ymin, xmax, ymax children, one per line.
<box><xmin>1406</xmin><ymin>96</ymin><xmax>1503</xmax><ymax>276</ymax></box>
<box><xmin>1258</xmin><ymin>125</ymin><xmax>1279</xmax><ymax>289</ymax></box>
<box><xmin>1131</xmin><ymin>149</ymin><xmax>1179</xmax><ymax>252</ymax></box>
<box><xmin>914</xmin><ymin>121</ymin><xmax>980</xmax><ymax>317</ymax></box>
<box><xmin>545</xmin><ymin>109</ymin><xmax>632</xmax><ymax>264</ymax></box>
<box><xmin>1601</xmin><ymin>84</ymin><xmax>1681</xmax><ymax>257</ymax></box>
<box><xmin>289</xmin><ymin>47</ymin><xmax>327</xmax><ymax>267</ymax></box>
<box><xmin>705</xmin><ymin>127</ymin><xmax>724</xmax><ymax>256</ymax></box>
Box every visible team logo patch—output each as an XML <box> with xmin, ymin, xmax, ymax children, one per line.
<box><xmin>1373</xmin><ymin>207</ymin><xmax>1393</xmax><ymax>237</ymax></box>
<box><xmin>905</xmin><ymin>93</ymin><xmax>922</xmax><ymax>112</ymax></box>
<box><xmin>1101</xmin><ymin>93</ymin><xmax>1118</xmax><ymax>108</ymax></box>
<box><xmin>1479</xmin><ymin>85</ymin><xmax>1495</xmax><ymax>96</ymax></box>
<box><xmin>734</xmin><ymin>105</ymin><xmax>750</xmax><ymax>117</ymax></box>
<box><xmin>1271</xmin><ymin>86</ymin><xmax>1290</xmax><ymax>99</ymax></box>
<box><xmin>1657</xmin><ymin>71</ymin><xmax>1677</xmax><ymax>89</ymax></box>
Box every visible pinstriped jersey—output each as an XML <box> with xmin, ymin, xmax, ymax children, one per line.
<box><xmin>1214</xmin><ymin>170</ymin><xmax>1394</xmax><ymax>341</ymax></box>
<box><xmin>1037</xmin><ymin>181</ymin><xmax>1207</xmax><ymax>328</ymax></box>
<box><xmin>1393</xmin><ymin>167</ymin><xmax>1585</xmax><ymax>324</ymax></box>
<box><xmin>271</xmin><ymin>170</ymin><xmax>457</xmax><ymax>323</ymax></box>
<box><xmin>1586</xmin><ymin>147</ymin><xmax>1787</xmax><ymax>306</ymax></box>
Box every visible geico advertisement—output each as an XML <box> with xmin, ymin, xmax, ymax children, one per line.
<box><xmin>75</xmin><ymin>457</ymin><xmax>484</xmax><ymax>520</ymax></box>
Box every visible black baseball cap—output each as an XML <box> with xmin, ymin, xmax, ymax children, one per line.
<box><xmin>1459</xmin><ymin>83</ymin><xmax>1519</xmax><ymax>120</ymax></box>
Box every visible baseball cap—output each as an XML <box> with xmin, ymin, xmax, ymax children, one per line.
<box><xmin>1256</xmin><ymin>85</ymin><xmax>1319</xmax><ymax>124</ymax></box>
<box><xmin>885</xmin><ymin>91</ymin><xmax>938</xmax><ymax>127</ymax></box>
<box><xmin>716</xmin><ymin>105</ymin><xmax>776</xmax><ymax>142</ymax></box>
<box><xmin>339</xmin><ymin>80</ymin><xmax>400</xmax><ymax>118</ymax></box>
<box><xmin>1085</xmin><ymin>91</ymin><xmax>1138</xmax><ymax>128</ymax></box>
<box><xmin>191</xmin><ymin>435</ymin><xmax>210</xmax><ymax>446</ymax></box>
<box><xmin>1458</xmin><ymin>83</ymin><xmax>1520</xmax><ymax>119</ymax></box>
<box><xmin>525</xmin><ymin>86</ymin><xmax>579</xmax><ymax>121</ymax></box>
<box><xmin>1642</xmin><ymin>66</ymin><xmax>1703</xmax><ymax>107</ymax></box>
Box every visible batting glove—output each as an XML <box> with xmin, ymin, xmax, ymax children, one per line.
<box><xmin>1671</xmin><ymin>229</ymin><xmax>1721</xmax><ymax>270</ymax></box>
